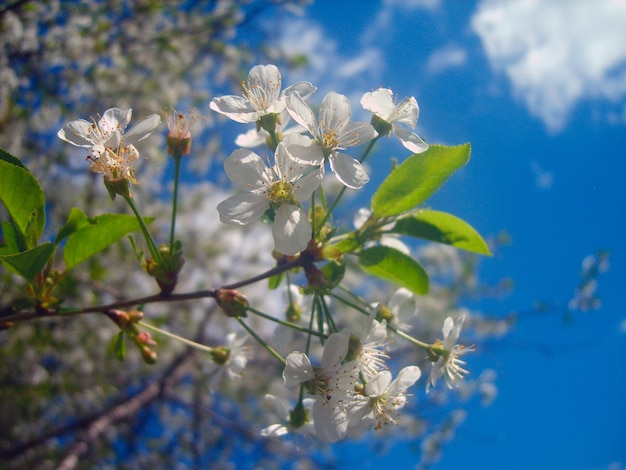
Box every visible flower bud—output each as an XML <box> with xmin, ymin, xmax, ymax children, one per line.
<box><xmin>285</xmin><ymin>302</ymin><xmax>302</xmax><ymax>322</ymax></box>
<box><xmin>215</xmin><ymin>289</ymin><xmax>249</xmax><ymax>318</ymax></box>
<box><xmin>140</xmin><ymin>346</ymin><xmax>158</xmax><ymax>364</ymax></box>
<box><xmin>107</xmin><ymin>309</ymin><xmax>131</xmax><ymax>329</ymax></box>
<box><xmin>289</xmin><ymin>401</ymin><xmax>310</xmax><ymax>429</ymax></box>
<box><xmin>136</xmin><ymin>331</ymin><xmax>157</xmax><ymax>346</ymax></box>
<box><xmin>144</xmin><ymin>244</ymin><xmax>185</xmax><ymax>296</ymax></box>
<box><xmin>376</xmin><ymin>304</ymin><xmax>394</xmax><ymax>323</ymax></box>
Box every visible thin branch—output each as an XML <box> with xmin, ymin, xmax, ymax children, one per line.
<box><xmin>55</xmin><ymin>350</ymin><xmax>193</xmax><ymax>470</ymax></box>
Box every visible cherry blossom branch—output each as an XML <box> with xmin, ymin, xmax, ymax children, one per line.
<box><xmin>1</xmin><ymin>253</ymin><xmax>308</xmax><ymax>325</ymax></box>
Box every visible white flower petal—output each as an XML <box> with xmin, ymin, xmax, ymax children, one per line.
<box><xmin>293</xmin><ymin>166</ymin><xmax>323</xmax><ymax>201</ymax></box>
<box><xmin>217</xmin><ymin>193</ymin><xmax>269</xmax><ymax>225</ymax></box>
<box><xmin>102</xmin><ymin>108</ymin><xmax>132</xmax><ymax>130</ymax></box>
<box><xmin>361</xmin><ymin>88</ymin><xmax>395</xmax><ymax>120</ymax></box>
<box><xmin>286</xmin><ymin>142</ymin><xmax>325</xmax><ymax>166</ymax></box>
<box><xmin>393</xmin><ymin>124</ymin><xmax>429</xmax><ymax>153</ymax></box>
<box><xmin>366</xmin><ymin>370</ymin><xmax>393</xmax><ymax>396</ymax></box>
<box><xmin>329</xmin><ymin>152</ymin><xmax>370</xmax><ymax>189</ymax></box>
<box><xmin>319</xmin><ymin>92</ymin><xmax>351</xmax><ymax>133</ymax></box>
<box><xmin>224</xmin><ymin>149</ymin><xmax>269</xmax><ymax>191</ymax></box>
<box><xmin>321</xmin><ymin>330</ymin><xmax>351</xmax><ymax>370</ymax></box>
<box><xmin>123</xmin><ymin>113</ymin><xmax>161</xmax><ymax>145</ymax></box>
<box><xmin>261</xmin><ymin>423</ymin><xmax>288</xmax><ymax>437</ymax></box>
<box><xmin>387</xmin><ymin>365</ymin><xmax>421</xmax><ymax>396</ymax></box>
<box><xmin>390</xmin><ymin>96</ymin><xmax>419</xmax><ymax>128</ymax></box>
<box><xmin>264</xmin><ymin>393</ymin><xmax>290</xmax><ymax>419</ymax></box>
<box><xmin>235</xmin><ymin>128</ymin><xmax>268</xmax><ymax>148</ymax></box>
<box><xmin>442</xmin><ymin>316</ymin><xmax>455</xmax><ymax>339</ymax></box>
<box><xmin>210</xmin><ymin>95</ymin><xmax>258</xmax><ymax>123</ymax></box>
<box><xmin>338</xmin><ymin>121</ymin><xmax>378</xmax><ymax>148</ymax></box>
<box><xmin>313</xmin><ymin>399</ymin><xmax>349</xmax><ymax>443</ymax></box>
<box><xmin>283</xmin><ymin>81</ymin><xmax>317</xmax><ymax>100</ymax></box>
<box><xmin>57</xmin><ymin>119</ymin><xmax>97</xmax><ymax>147</ymax></box>
<box><xmin>283</xmin><ymin>351</ymin><xmax>315</xmax><ymax>387</ymax></box>
<box><xmin>274</xmin><ymin>142</ymin><xmax>301</xmax><ymax>180</ymax></box>
<box><xmin>286</xmin><ymin>92</ymin><xmax>317</xmax><ymax>132</ymax></box>
<box><xmin>248</xmin><ymin>64</ymin><xmax>282</xmax><ymax>109</ymax></box>
<box><xmin>273</xmin><ymin>205</ymin><xmax>311</xmax><ymax>255</ymax></box>
<box><xmin>388</xmin><ymin>288</ymin><xmax>418</xmax><ymax>319</ymax></box>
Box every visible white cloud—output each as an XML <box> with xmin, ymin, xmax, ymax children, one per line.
<box><xmin>277</xmin><ymin>18</ymin><xmax>384</xmax><ymax>113</ymax></box>
<box><xmin>530</xmin><ymin>161</ymin><xmax>553</xmax><ymax>190</ymax></box>
<box><xmin>383</xmin><ymin>0</ymin><xmax>441</xmax><ymax>12</ymax></box>
<box><xmin>472</xmin><ymin>0</ymin><xmax>626</xmax><ymax>132</ymax></box>
<box><xmin>426</xmin><ymin>44</ymin><xmax>467</xmax><ymax>74</ymax></box>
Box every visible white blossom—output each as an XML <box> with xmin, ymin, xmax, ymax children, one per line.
<box><xmin>349</xmin><ymin>365</ymin><xmax>421</xmax><ymax>436</ymax></box>
<box><xmin>427</xmin><ymin>315</ymin><xmax>474</xmax><ymax>392</ymax></box>
<box><xmin>210</xmin><ymin>64</ymin><xmax>316</xmax><ymax>124</ymax></box>
<box><xmin>283</xmin><ymin>330</ymin><xmax>359</xmax><ymax>442</ymax></box>
<box><xmin>57</xmin><ymin>107</ymin><xmax>160</xmax><ymax>158</ymax></box>
<box><xmin>361</xmin><ymin>87</ymin><xmax>428</xmax><ymax>154</ymax></box>
<box><xmin>386</xmin><ymin>287</ymin><xmax>419</xmax><ymax>332</ymax></box>
<box><xmin>217</xmin><ymin>142</ymin><xmax>323</xmax><ymax>255</ymax></box>
<box><xmin>286</xmin><ymin>91</ymin><xmax>378</xmax><ymax>189</ymax></box>
<box><xmin>350</xmin><ymin>307</ymin><xmax>389</xmax><ymax>380</ymax></box>
<box><xmin>260</xmin><ymin>394</ymin><xmax>315</xmax><ymax>438</ymax></box>
<box><xmin>206</xmin><ymin>332</ymin><xmax>249</xmax><ymax>393</ymax></box>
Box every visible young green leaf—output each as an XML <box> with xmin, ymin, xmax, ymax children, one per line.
<box><xmin>358</xmin><ymin>245</ymin><xmax>428</xmax><ymax>295</ymax></box>
<box><xmin>0</xmin><ymin>157</ymin><xmax>46</xmax><ymax>248</ymax></box>
<box><xmin>268</xmin><ymin>272</ymin><xmax>284</xmax><ymax>290</ymax></box>
<box><xmin>371</xmin><ymin>143</ymin><xmax>471</xmax><ymax>217</ymax></box>
<box><xmin>64</xmin><ymin>213</ymin><xmax>154</xmax><ymax>269</ymax></box>
<box><xmin>113</xmin><ymin>331</ymin><xmax>127</xmax><ymax>362</ymax></box>
<box><xmin>1</xmin><ymin>220</ymin><xmax>25</xmax><ymax>254</ymax></box>
<box><xmin>0</xmin><ymin>242</ymin><xmax>54</xmax><ymax>281</ymax></box>
<box><xmin>391</xmin><ymin>210</ymin><xmax>492</xmax><ymax>255</ymax></box>
<box><xmin>55</xmin><ymin>207</ymin><xmax>91</xmax><ymax>244</ymax></box>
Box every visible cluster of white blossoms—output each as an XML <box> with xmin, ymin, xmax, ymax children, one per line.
<box><xmin>57</xmin><ymin>107</ymin><xmax>161</xmax><ymax>186</ymax></box>
<box><xmin>208</xmin><ymin>65</ymin><xmax>475</xmax><ymax>441</ymax></box>
<box><xmin>54</xmin><ymin>63</ymin><xmax>476</xmax><ymax>444</ymax></box>
<box><xmin>280</xmin><ymin>309</ymin><xmax>421</xmax><ymax>442</ymax></box>
<box><xmin>211</xmin><ymin>64</ymin><xmax>429</xmax><ymax>256</ymax></box>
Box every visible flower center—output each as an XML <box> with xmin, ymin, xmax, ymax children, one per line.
<box><xmin>241</xmin><ymin>74</ymin><xmax>280</xmax><ymax>112</ymax></box>
<box><xmin>320</xmin><ymin>129</ymin><xmax>340</xmax><ymax>152</ymax></box>
<box><xmin>267</xmin><ymin>180</ymin><xmax>296</xmax><ymax>204</ymax></box>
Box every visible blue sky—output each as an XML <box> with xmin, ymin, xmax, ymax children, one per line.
<box><xmin>267</xmin><ymin>1</ymin><xmax>626</xmax><ymax>468</ymax></box>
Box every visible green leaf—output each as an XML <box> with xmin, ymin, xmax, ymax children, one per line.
<box><xmin>371</xmin><ymin>143</ymin><xmax>471</xmax><ymax>217</ymax></box>
<box><xmin>0</xmin><ymin>154</ymin><xmax>46</xmax><ymax>248</ymax></box>
<box><xmin>55</xmin><ymin>207</ymin><xmax>91</xmax><ymax>244</ymax></box>
<box><xmin>64</xmin><ymin>213</ymin><xmax>154</xmax><ymax>269</ymax></box>
<box><xmin>113</xmin><ymin>331</ymin><xmax>127</xmax><ymax>362</ymax></box>
<box><xmin>268</xmin><ymin>272</ymin><xmax>284</xmax><ymax>290</ymax></box>
<box><xmin>391</xmin><ymin>210</ymin><xmax>492</xmax><ymax>255</ymax></box>
<box><xmin>0</xmin><ymin>148</ymin><xmax>28</xmax><ymax>169</ymax></box>
<box><xmin>328</xmin><ymin>233</ymin><xmax>362</xmax><ymax>255</ymax></box>
<box><xmin>358</xmin><ymin>245</ymin><xmax>428</xmax><ymax>295</ymax></box>
<box><xmin>0</xmin><ymin>242</ymin><xmax>54</xmax><ymax>281</ymax></box>
<box><xmin>1</xmin><ymin>220</ymin><xmax>25</xmax><ymax>254</ymax></box>
<box><xmin>321</xmin><ymin>259</ymin><xmax>345</xmax><ymax>290</ymax></box>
